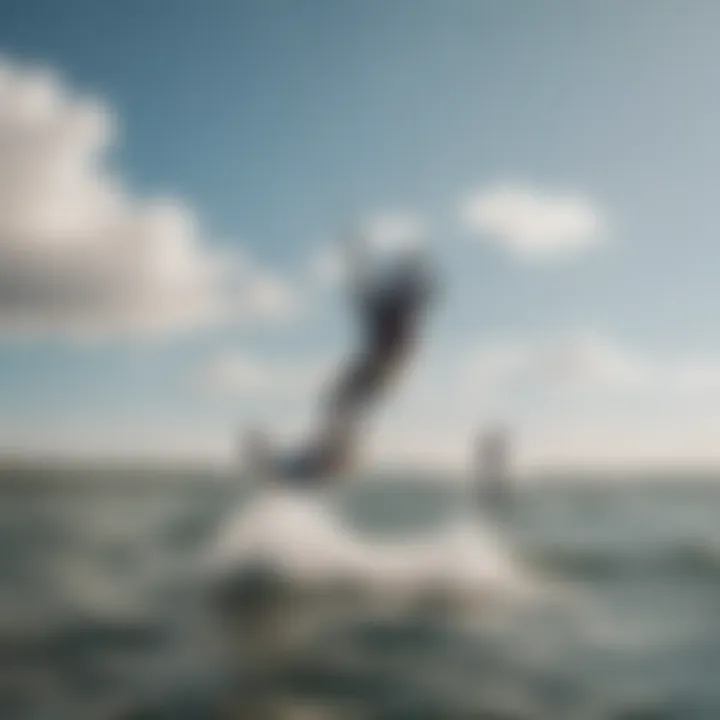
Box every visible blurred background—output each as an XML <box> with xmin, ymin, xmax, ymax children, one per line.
<box><xmin>3</xmin><ymin>1</ymin><xmax>720</xmax><ymax>717</ymax></box>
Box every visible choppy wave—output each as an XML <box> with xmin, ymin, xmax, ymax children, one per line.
<box><xmin>525</xmin><ymin>539</ymin><xmax>720</xmax><ymax>582</ymax></box>
<box><xmin>204</xmin><ymin>486</ymin><xmax>540</xmax><ymax>618</ymax></box>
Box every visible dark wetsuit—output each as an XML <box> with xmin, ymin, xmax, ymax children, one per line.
<box><xmin>278</xmin><ymin>255</ymin><xmax>435</xmax><ymax>483</ymax></box>
<box><xmin>330</xmin><ymin>261</ymin><xmax>432</xmax><ymax>417</ymax></box>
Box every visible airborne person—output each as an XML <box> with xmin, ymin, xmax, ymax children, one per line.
<box><xmin>248</xmin><ymin>237</ymin><xmax>436</xmax><ymax>485</ymax></box>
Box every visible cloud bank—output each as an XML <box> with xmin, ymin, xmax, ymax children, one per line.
<box><xmin>0</xmin><ymin>58</ymin><xmax>291</xmax><ymax>340</ymax></box>
<box><xmin>464</xmin><ymin>331</ymin><xmax>720</xmax><ymax>397</ymax></box>
<box><xmin>198</xmin><ymin>353</ymin><xmax>331</xmax><ymax>399</ymax></box>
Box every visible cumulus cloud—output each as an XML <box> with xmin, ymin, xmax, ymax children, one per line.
<box><xmin>198</xmin><ymin>353</ymin><xmax>331</xmax><ymax>398</ymax></box>
<box><xmin>309</xmin><ymin>244</ymin><xmax>345</xmax><ymax>287</ymax></box>
<box><xmin>665</xmin><ymin>359</ymin><xmax>720</xmax><ymax>394</ymax></box>
<box><xmin>463</xmin><ymin>331</ymin><xmax>720</xmax><ymax>397</ymax></box>
<box><xmin>460</xmin><ymin>184</ymin><xmax>602</xmax><ymax>258</ymax></box>
<box><xmin>519</xmin><ymin>415</ymin><xmax>720</xmax><ymax>471</ymax></box>
<box><xmin>441</xmin><ymin>334</ymin><xmax>720</xmax><ymax>469</ymax></box>
<box><xmin>463</xmin><ymin>333</ymin><xmax>640</xmax><ymax>393</ymax></box>
<box><xmin>0</xmin><ymin>57</ymin><xmax>292</xmax><ymax>340</ymax></box>
<box><xmin>528</xmin><ymin>333</ymin><xmax>649</xmax><ymax>389</ymax></box>
<box><xmin>363</xmin><ymin>212</ymin><xmax>425</xmax><ymax>252</ymax></box>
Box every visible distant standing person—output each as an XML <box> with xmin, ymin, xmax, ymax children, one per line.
<box><xmin>476</xmin><ymin>427</ymin><xmax>513</xmax><ymax>513</ymax></box>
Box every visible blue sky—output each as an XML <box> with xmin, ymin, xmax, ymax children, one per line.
<box><xmin>2</xmin><ymin>0</ymin><xmax>720</xmax><ymax>469</ymax></box>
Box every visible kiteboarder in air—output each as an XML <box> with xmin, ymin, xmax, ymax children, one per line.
<box><xmin>246</xmin><ymin>235</ymin><xmax>436</xmax><ymax>486</ymax></box>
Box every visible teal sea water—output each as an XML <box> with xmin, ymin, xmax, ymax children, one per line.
<box><xmin>2</xmin><ymin>464</ymin><xmax>720</xmax><ymax>719</ymax></box>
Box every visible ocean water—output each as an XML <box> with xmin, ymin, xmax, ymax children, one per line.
<box><xmin>2</xmin><ymin>465</ymin><xmax>720</xmax><ymax>719</ymax></box>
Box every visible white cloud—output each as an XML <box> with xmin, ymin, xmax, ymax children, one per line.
<box><xmin>199</xmin><ymin>353</ymin><xmax>331</xmax><ymax>398</ymax></box>
<box><xmin>463</xmin><ymin>331</ymin><xmax>720</xmax><ymax>399</ymax></box>
<box><xmin>233</xmin><ymin>258</ymin><xmax>296</xmax><ymax>321</ymax></box>
<box><xmin>517</xmin><ymin>414</ymin><xmax>720</xmax><ymax>472</ymax></box>
<box><xmin>530</xmin><ymin>333</ymin><xmax>649</xmax><ymax>389</ymax></box>
<box><xmin>0</xmin><ymin>57</ymin><xmax>293</xmax><ymax>340</ymax></box>
<box><xmin>363</xmin><ymin>212</ymin><xmax>425</xmax><ymax>252</ymax></box>
<box><xmin>464</xmin><ymin>333</ymin><xmax>647</xmax><ymax>393</ymax></box>
<box><xmin>309</xmin><ymin>243</ymin><xmax>345</xmax><ymax>286</ymax></box>
<box><xmin>359</xmin><ymin>334</ymin><xmax>720</xmax><ymax>471</ymax></box>
<box><xmin>460</xmin><ymin>184</ymin><xmax>602</xmax><ymax>258</ymax></box>
<box><xmin>666</xmin><ymin>359</ymin><xmax>720</xmax><ymax>394</ymax></box>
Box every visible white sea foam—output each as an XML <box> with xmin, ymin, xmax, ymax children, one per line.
<box><xmin>204</xmin><ymin>485</ymin><xmax>538</xmax><ymax>611</ymax></box>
